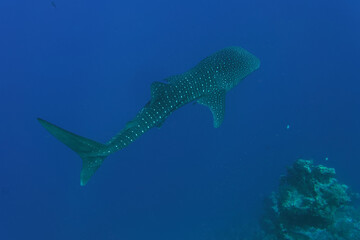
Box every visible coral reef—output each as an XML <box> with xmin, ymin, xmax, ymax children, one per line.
<box><xmin>257</xmin><ymin>159</ymin><xmax>360</xmax><ymax>240</ymax></box>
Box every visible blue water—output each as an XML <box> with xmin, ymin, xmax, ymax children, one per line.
<box><xmin>1</xmin><ymin>0</ymin><xmax>359</xmax><ymax>239</ymax></box>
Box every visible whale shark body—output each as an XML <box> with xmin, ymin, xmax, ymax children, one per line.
<box><xmin>38</xmin><ymin>46</ymin><xmax>260</xmax><ymax>185</ymax></box>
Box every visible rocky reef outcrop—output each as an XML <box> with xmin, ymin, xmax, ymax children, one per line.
<box><xmin>257</xmin><ymin>159</ymin><xmax>360</xmax><ymax>240</ymax></box>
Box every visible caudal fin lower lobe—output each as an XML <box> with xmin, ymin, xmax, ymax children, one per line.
<box><xmin>37</xmin><ymin>118</ymin><xmax>107</xmax><ymax>186</ymax></box>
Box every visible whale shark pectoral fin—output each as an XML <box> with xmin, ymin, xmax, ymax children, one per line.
<box><xmin>198</xmin><ymin>89</ymin><xmax>226</xmax><ymax>128</ymax></box>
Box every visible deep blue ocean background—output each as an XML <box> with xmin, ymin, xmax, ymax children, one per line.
<box><xmin>1</xmin><ymin>0</ymin><xmax>359</xmax><ymax>239</ymax></box>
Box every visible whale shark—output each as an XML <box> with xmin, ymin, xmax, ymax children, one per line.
<box><xmin>38</xmin><ymin>46</ymin><xmax>260</xmax><ymax>185</ymax></box>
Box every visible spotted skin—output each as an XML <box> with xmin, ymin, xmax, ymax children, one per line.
<box><xmin>38</xmin><ymin>46</ymin><xmax>260</xmax><ymax>185</ymax></box>
<box><xmin>106</xmin><ymin>47</ymin><xmax>260</xmax><ymax>152</ymax></box>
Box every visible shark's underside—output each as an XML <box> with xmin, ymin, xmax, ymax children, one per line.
<box><xmin>38</xmin><ymin>46</ymin><xmax>260</xmax><ymax>185</ymax></box>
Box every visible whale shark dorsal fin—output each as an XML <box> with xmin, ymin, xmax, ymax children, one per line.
<box><xmin>125</xmin><ymin>120</ymin><xmax>137</xmax><ymax>129</ymax></box>
<box><xmin>197</xmin><ymin>89</ymin><xmax>226</xmax><ymax>128</ymax></box>
<box><xmin>165</xmin><ymin>74</ymin><xmax>182</xmax><ymax>84</ymax></box>
<box><xmin>151</xmin><ymin>81</ymin><xmax>168</xmax><ymax>100</ymax></box>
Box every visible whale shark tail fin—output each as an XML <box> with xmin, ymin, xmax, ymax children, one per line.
<box><xmin>37</xmin><ymin>118</ymin><xmax>107</xmax><ymax>186</ymax></box>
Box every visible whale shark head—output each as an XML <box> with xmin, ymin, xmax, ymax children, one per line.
<box><xmin>215</xmin><ymin>46</ymin><xmax>260</xmax><ymax>90</ymax></box>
